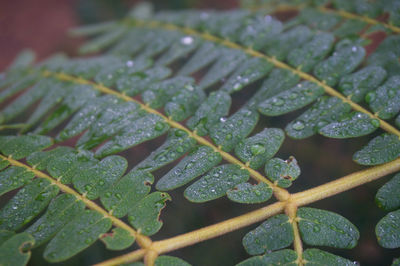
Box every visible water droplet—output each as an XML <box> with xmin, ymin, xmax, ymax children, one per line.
<box><xmin>220</xmin><ymin>117</ymin><xmax>227</xmax><ymax>122</ymax></box>
<box><xmin>272</xmin><ymin>98</ymin><xmax>284</xmax><ymax>106</ymax></box>
<box><xmin>126</xmin><ymin>60</ymin><xmax>134</xmax><ymax>67</ymax></box>
<box><xmin>289</xmin><ymin>92</ymin><xmax>298</xmax><ymax>100</ymax></box>
<box><xmin>181</xmin><ymin>36</ymin><xmax>194</xmax><ymax>45</ymax></box>
<box><xmin>12</xmin><ymin>205</ymin><xmax>18</xmax><ymax>210</ymax></box>
<box><xmin>313</xmin><ymin>225</ymin><xmax>320</xmax><ymax>232</ymax></box>
<box><xmin>292</xmin><ymin>121</ymin><xmax>305</xmax><ymax>130</ymax></box>
<box><xmin>99</xmin><ymin>180</ymin><xmax>105</xmax><ymax>186</ymax></box>
<box><xmin>225</xmin><ymin>134</ymin><xmax>232</xmax><ymax>140</ymax></box>
<box><xmin>105</xmin><ymin>192</ymin><xmax>111</xmax><ymax>198</ymax></box>
<box><xmin>351</xmin><ymin>46</ymin><xmax>358</xmax><ymax>52</ymax></box>
<box><xmin>115</xmin><ymin>193</ymin><xmax>122</xmax><ymax>200</ymax></box>
<box><xmin>371</xmin><ymin>119</ymin><xmax>380</xmax><ymax>128</ymax></box>
<box><xmin>233</xmin><ymin>83</ymin><xmax>241</xmax><ymax>91</ymax></box>
<box><xmin>365</xmin><ymin>92</ymin><xmax>376</xmax><ymax>103</ymax></box>
<box><xmin>85</xmin><ymin>238</ymin><xmax>92</xmax><ymax>244</ymax></box>
<box><xmin>176</xmin><ymin>146</ymin><xmax>184</xmax><ymax>153</ymax></box>
<box><xmin>251</xmin><ymin>144</ymin><xmax>266</xmax><ymax>155</ymax></box>
<box><xmin>84</xmin><ymin>184</ymin><xmax>92</xmax><ymax>191</ymax></box>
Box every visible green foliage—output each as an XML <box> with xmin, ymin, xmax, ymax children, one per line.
<box><xmin>1</xmin><ymin>0</ymin><xmax>400</xmax><ymax>265</ymax></box>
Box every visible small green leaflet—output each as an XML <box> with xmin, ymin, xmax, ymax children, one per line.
<box><xmin>266</xmin><ymin>25</ymin><xmax>313</xmax><ymax>61</ymax></box>
<box><xmin>247</xmin><ymin>68</ymin><xmax>300</xmax><ymax>107</ymax></box>
<box><xmin>319</xmin><ymin>112</ymin><xmax>380</xmax><ymax>138</ymax></box>
<box><xmin>0</xmin><ymin>166</ymin><xmax>35</xmax><ymax>196</ymax></box>
<box><xmin>287</xmin><ymin>32</ymin><xmax>335</xmax><ymax>72</ymax></box>
<box><xmin>0</xmin><ymin>230</ymin><xmax>15</xmax><ymax>245</ymax></box>
<box><xmin>25</xmin><ymin>194</ymin><xmax>85</xmax><ymax>247</ymax></box>
<box><xmin>265</xmin><ymin>157</ymin><xmax>300</xmax><ymax>188</ymax></box>
<box><xmin>128</xmin><ymin>192</ymin><xmax>171</xmax><ymax>236</ymax></box>
<box><xmin>376</xmin><ymin>173</ymin><xmax>400</xmax><ymax>211</ymax></box>
<box><xmin>376</xmin><ymin>209</ymin><xmax>400</xmax><ymax>249</ymax></box>
<box><xmin>79</xmin><ymin>26</ymin><xmax>127</xmax><ymax>54</ymax></box>
<box><xmin>286</xmin><ymin>96</ymin><xmax>351</xmax><ymax>139</ymax></box>
<box><xmin>26</xmin><ymin>146</ymin><xmax>75</xmax><ymax>170</ymax></box>
<box><xmin>134</xmin><ymin>129</ymin><xmax>196</xmax><ymax>172</ymax></box>
<box><xmin>142</xmin><ymin>76</ymin><xmax>195</xmax><ymax>109</ymax></box>
<box><xmin>227</xmin><ymin>182</ymin><xmax>272</xmax><ymax>204</ymax></box>
<box><xmin>156</xmin><ymin>35</ymin><xmax>200</xmax><ymax>66</ymax></box>
<box><xmin>239</xmin><ymin>15</ymin><xmax>282</xmax><ymax>51</ymax></box>
<box><xmin>297</xmin><ymin>207</ymin><xmax>360</xmax><ymax>249</ymax></box>
<box><xmin>0</xmin><ymin>135</ymin><xmax>53</xmax><ymax>160</ymax></box>
<box><xmin>210</xmin><ymin>108</ymin><xmax>259</xmax><ymax>152</ymax></box>
<box><xmin>72</xmin><ymin>155</ymin><xmax>127</xmax><ymax>200</ymax></box>
<box><xmin>57</xmin><ymin>95</ymin><xmax>121</xmax><ymax>141</ymax></box>
<box><xmin>338</xmin><ymin>66</ymin><xmax>387</xmax><ymax>103</ymax></box>
<box><xmin>164</xmin><ymin>84</ymin><xmax>206</xmax><ymax>121</ymax></box>
<box><xmin>220</xmin><ymin>57</ymin><xmax>273</xmax><ymax>94</ymax></box>
<box><xmin>95</xmin><ymin>114</ymin><xmax>170</xmax><ymax>157</ymax></box>
<box><xmin>353</xmin><ymin>133</ymin><xmax>400</xmax><ymax>165</ymax></box>
<box><xmin>184</xmin><ymin>164</ymin><xmax>250</xmax><ymax>203</ymax></box>
<box><xmin>313</xmin><ymin>44</ymin><xmax>365</xmax><ymax>86</ymax></box>
<box><xmin>236</xmin><ymin>249</ymin><xmax>297</xmax><ymax>266</ymax></box>
<box><xmin>303</xmin><ymin>248</ymin><xmax>355</xmax><ymax>266</ymax></box>
<box><xmin>43</xmin><ymin>210</ymin><xmax>112</xmax><ymax>262</ymax></box>
<box><xmin>156</xmin><ymin>146</ymin><xmax>222</xmax><ymax>191</ymax></box>
<box><xmin>0</xmin><ymin>179</ymin><xmax>59</xmax><ymax>231</ymax></box>
<box><xmin>234</xmin><ymin>128</ymin><xmax>284</xmax><ymax>169</ymax></box>
<box><xmin>198</xmin><ymin>48</ymin><xmax>247</xmax><ymax>90</ymax></box>
<box><xmin>155</xmin><ymin>255</ymin><xmax>191</xmax><ymax>266</ymax></box>
<box><xmin>242</xmin><ymin>214</ymin><xmax>294</xmax><ymax>255</ymax></box>
<box><xmin>76</xmin><ymin>101</ymin><xmax>143</xmax><ymax>150</ymax></box>
<box><xmin>367</xmin><ymin>75</ymin><xmax>400</xmax><ymax>119</ymax></box>
<box><xmin>46</xmin><ymin>149</ymin><xmax>98</xmax><ymax>184</ymax></box>
<box><xmin>0</xmin><ymin>158</ymin><xmax>9</xmax><ymax>170</ymax></box>
<box><xmin>186</xmin><ymin>91</ymin><xmax>231</xmax><ymax>136</ymax></box>
<box><xmin>258</xmin><ymin>81</ymin><xmax>325</xmax><ymax>116</ymax></box>
<box><xmin>177</xmin><ymin>42</ymin><xmax>221</xmax><ymax>76</ymax></box>
<box><xmin>100</xmin><ymin>227</ymin><xmax>135</xmax><ymax>251</ymax></box>
<box><xmin>100</xmin><ymin>170</ymin><xmax>153</xmax><ymax>218</ymax></box>
<box><xmin>0</xmin><ymin>232</ymin><xmax>35</xmax><ymax>266</ymax></box>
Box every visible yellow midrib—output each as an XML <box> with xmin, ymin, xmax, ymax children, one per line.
<box><xmin>0</xmin><ymin>154</ymin><xmax>152</xmax><ymax>246</ymax></box>
<box><xmin>247</xmin><ymin>3</ymin><xmax>400</xmax><ymax>34</ymax></box>
<box><xmin>128</xmin><ymin>19</ymin><xmax>400</xmax><ymax>138</ymax></box>
<box><xmin>43</xmin><ymin>70</ymin><xmax>290</xmax><ymax>200</ymax></box>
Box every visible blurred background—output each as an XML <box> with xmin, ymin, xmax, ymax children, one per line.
<box><xmin>0</xmin><ymin>0</ymin><xmax>399</xmax><ymax>265</ymax></box>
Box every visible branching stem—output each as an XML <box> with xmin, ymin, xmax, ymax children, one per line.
<box><xmin>99</xmin><ymin>157</ymin><xmax>400</xmax><ymax>265</ymax></box>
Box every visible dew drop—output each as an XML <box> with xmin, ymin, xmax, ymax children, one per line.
<box><xmin>371</xmin><ymin>118</ymin><xmax>380</xmax><ymax>128</ymax></box>
<box><xmin>292</xmin><ymin>121</ymin><xmax>305</xmax><ymax>130</ymax></box>
<box><xmin>365</xmin><ymin>92</ymin><xmax>376</xmax><ymax>103</ymax></box>
<box><xmin>115</xmin><ymin>193</ymin><xmax>122</xmax><ymax>200</ymax></box>
<box><xmin>313</xmin><ymin>225</ymin><xmax>320</xmax><ymax>232</ymax></box>
<box><xmin>272</xmin><ymin>98</ymin><xmax>284</xmax><ymax>106</ymax></box>
<box><xmin>181</xmin><ymin>36</ymin><xmax>194</xmax><ymax>45</ymax></box>
<box><xmin>126</xmin><ymin>60</ymin><xmax>134</xmax><ymax>67</ymax></box>
<box><xmin>251</xmin><ymin>144</ymin><xmax>266</xmax><ymax>155</ymax></box>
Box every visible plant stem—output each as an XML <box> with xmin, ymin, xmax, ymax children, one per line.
<box><xmin>0</xmin><ymin>154</ymin><xmax>152</xmax><ymax>245</ymax></box>
<box><xmin>125</xmin><ymin>19</ymin><xmax>400</xmax><ymax>138</ymax></box>
<box><xmin>107</xmin><ymin>157</ymin><xmax>400</xmax><ymax>265</ymax></box>
<box><xmin>95</xmin><ymin>249</ymin><xmax>146</xmax><ymax>266</ymax></box>
<box><xmin>43</xmin><ymin>71</ymin><xmax>287</xmax><ymax>196</ymax></box>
